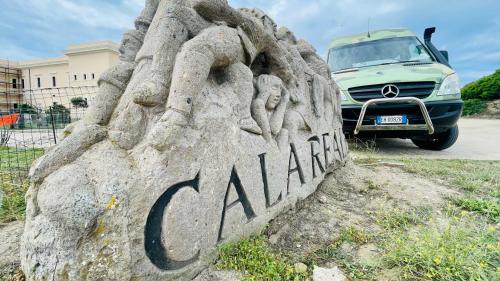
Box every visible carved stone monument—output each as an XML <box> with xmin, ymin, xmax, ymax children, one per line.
<box><xmin>21</xmin><ymin>0</ymin><xmax>348</xmax><ymax>280</ymax></box>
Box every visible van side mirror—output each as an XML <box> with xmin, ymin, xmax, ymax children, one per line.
<box><xmin>440</xmin><ymin>50</ymin><xmax>449</xmax><ymax>61</ymax></box>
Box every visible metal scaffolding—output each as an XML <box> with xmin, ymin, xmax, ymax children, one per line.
<box><xmin>0</xmin><ymin>60</ymin><xmax>23</xmax><ymax>113</ymax></box>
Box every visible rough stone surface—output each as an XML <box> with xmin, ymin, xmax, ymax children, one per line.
<box><xmin>191</xmin><ymin>268</ymin><xmax>242</xmax><ymax>281</ymax></box>
<box><xmin>294</xmin><ymin>262</ymin><xmax>308</xmax><ymax>274</ymax></box>
<box><xmin>21</xmin><ymin>1</ymin><xmax>347</xmax><ymax>280</ymax></box>
<box><xmin>313</xmin><ymin>265</ymin><xmax>346</xmax><ymax>281</ymax></box>
<box><xmin>0</xmin><ymin>221</ymin><xmax>23</xmax><ymax>269</ymax></box>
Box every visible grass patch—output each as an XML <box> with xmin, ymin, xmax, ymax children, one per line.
<box><xmin>0</xmin><ymin>146</ymin><xmax>44</xmax><ymax>172</ymax></box>
<box><xmin>400</xmin><ymin>159</ymin><xmax>499</xmax><ymax>194</ymax></box>
<box><xmin>454</xmin><ymin>196</ymin><xmax>500</xmax><ymax>222</ymax></box>
<box><xmin>216</xmin><ymin>236</ymin><xmax>306</xmax><ymax>281</ymax></box>
<box><xmin>377</xmin><ymin>207</ymin><xmax>432</xmax><ymax>230</ymax></box>
<box><xmin>0</xmin><ymin>147</ymin><xmax>44</xmax><ymax>223</ymax></box>
<box><xmin>338</xmin><ymin>226</ymin><xmax>371</xmax><ymax>245</ymax></box>
<box><xmin>302</xmin><ymin>226</ymin><xmax>375</xmax><ymax>280</ymax></box>
<box><xmin>383</xmin><ymin>220</ymin><xmax>499</xmax><ymax>281</ymax></box>
<box><xmin>0</xmin><ymin>174</ymin><xmax>29</xmax><ymax>223</ymax></box>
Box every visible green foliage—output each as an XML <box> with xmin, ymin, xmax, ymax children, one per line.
<box><xmin>18</xmin><ymin>103</ymin><xmax>38</xmax><ymax>114</ymax></box>
<box><xmin>0</xmin><ymin>147</ymin><xmax>44</xmax><ymax>223</ymax></box>
<box><xmin>70</xmin><ymin>97</ymin><xmax>88</xmax><ymax>108</ymax></box>
<box><xmin>383</xmin><ymin>220</ymin><xmax>499</xmax><ymax>281</ymax></box>
<box><xmin>0</xmin><ymin>173</ymin><xmax>29</xmax><ymax>223</ymax></box>
<box><xmin>400</xmin><ymin>159</ymin><xmax>500</xmax><ymax>194</ymax></box>
<box><xmin>46</xmin><ymin>103</ymin><xmax>70</xmax><ymax>115</ymax></box>
<box><xmin>304</xmin><ymin>226</ymin><xmax>376</xmax><ymax>280</ymax></box>
<box><xmin>454</xmin><ymin>196</ymin><xmax>499</xmax><ymax>222</ymax></box>
<box><xmin>461</xmin><ymin>69</ymin><xmax>500</xmax><ymax>101</ymax></box>
<box><xmin>45</xmin><ymin>103</ymin><xmax>71</xmax><ymax>124</ymax></box>
<box><xmin>462</xmin><ymin>99</ymin><xmax>487</xmax><ymax>116</ymax></box>
<box><xmin>377</xmin><ymin>207</ymin><xmax>432</xmax><ymax>230</ymax></box>
<box><xmin>338</xmin><ymin>226</ymin><xmax>371</xmax><ymax>245</ymax></box>
<box><xmin>216</xmin><ymin>236</ymin><xmax>306</xmax><ymax>281</ymax></box>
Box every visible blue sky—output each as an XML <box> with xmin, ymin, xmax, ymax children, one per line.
<box><xmin>1</xmin><ymin>0</ymin><xmax>499</xmax><ymax>85</ymax></box>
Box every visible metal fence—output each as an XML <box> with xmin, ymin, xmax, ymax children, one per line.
<box><xmin>0</xmin><ymin>86</ymin><xmax>98</xmax><ymax>188</ymax></box>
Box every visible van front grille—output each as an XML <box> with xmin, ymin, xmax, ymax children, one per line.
<box><xmin>348</xmin><ymin>81</ymin><xmax>436</xmax><ymax>102</ymax></box>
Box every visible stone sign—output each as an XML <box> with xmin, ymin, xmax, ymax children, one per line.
<box><xmin>21</xmin><ymin>0</ymin><xmax>348</xmax><ymax>280</ymax></box>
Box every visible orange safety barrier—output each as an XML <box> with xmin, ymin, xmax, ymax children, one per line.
<box><xmin>0</xmin><ymin>113</ymin><xmax>19</xmax><ymax>127</ymax></box>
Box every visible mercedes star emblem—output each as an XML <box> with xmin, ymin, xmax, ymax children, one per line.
<box><xmin>381</xmin><ymin>84</ymin><xmax>400</xmax><ymax>98</ymax></box>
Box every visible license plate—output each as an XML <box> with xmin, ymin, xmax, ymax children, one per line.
<box><xmin>376</xmin><ymin>115</ymin><xmax>407</xmax><ymax>125</ymax></box>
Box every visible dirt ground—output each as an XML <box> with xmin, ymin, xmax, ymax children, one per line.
<box><xmin>266</xmin><ymin>162</ymin><xmax>455</xmax><ymax>276</ymax></box>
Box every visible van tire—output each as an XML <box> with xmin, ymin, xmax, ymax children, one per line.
<box><xmin>411</xmin><ymin>125</ymin><xmax>459</xmax><ymax>151</ymax></box>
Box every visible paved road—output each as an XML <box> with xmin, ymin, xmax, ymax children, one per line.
<box><xmin>363</xmin><ymin>118</ymin><xmax>500</xmax><ymax>160</ymax></box>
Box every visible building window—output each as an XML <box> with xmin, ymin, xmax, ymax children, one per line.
<box><xmin>12</xmin><ymin>79</ymin><xmax>17</xmax><ymax>89</ymax></box>
<box><xmin>37</xmin><ymin>77</ymin><xmax>41</xmax><ymax>88</ymax></box>
<box><xmin>21</xmin><ymin>79</ymin><xmax>25</xmax><ymax>89</ymax></box>
<box><xmin>74</xmin><ymin>74</ymin><xmax>77</xmax><ymax>81</ymax></box>
<box><xmin>84</xmin><ymin>74</ymin><xmax>87</xmax><ymax>80</ymax></box>
<box><xmin>91</xmin><ymin>73</ymin><xmax>95</xmax><ymax>80</ymax></box>
<box><xmin>52</xmin><ymin>76</ymin><xmax>57</xmax><ymax>87</ymax></box>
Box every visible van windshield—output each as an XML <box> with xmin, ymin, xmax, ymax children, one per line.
<box><xmin>328</xmin><ymin>36</ymin><xmax>433</xmax><ymax>72</ymax></box>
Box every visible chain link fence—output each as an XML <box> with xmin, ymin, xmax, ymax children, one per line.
<box><xmin>0</xmin><ymin>86</ymin><xmax>97</xmax><ymax>199</ymax></box>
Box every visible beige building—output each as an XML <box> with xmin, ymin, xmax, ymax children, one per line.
<box><xmin>0</xmin><ymin>41</ymin><xmax>119</xmax><ymax>115</ymax></box>
<box><xmin>20</xmin><ymin>41</ymin><xmax>119</xmax><ymax>90</ymax></box>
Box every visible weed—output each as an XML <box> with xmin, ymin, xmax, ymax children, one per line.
<box><xmin>377</xmin><ymin>207</ymin><xmax>432</xmax><ymax>230</ymax></box>
<box><xmin>338</xmin><ymin>226</ymin><xmax>371</xmax><ymax>245</ymax></box>
<box><xmin>305</xmin><ymin>240</ymin><xmax>376</xmax><ymax>281</ymax></box>
<box><xmin>383</xmin><ymin>220</ymin><xmax>499</xmax><ymax>281</ymax></box>
<box><xmin>454</xmin><ymin>196</ymin><xmax>500</xmax><ymax>222</ymax></box>
<box><xmin>400</xmin><ymin>159</ymin><xmax>500</xmax><ymax>195</ymax></box>
<box><xmin>365</xmin><ymin>180</ymin><xmax>381</xmax><ymax>190</ymax></box>
<box><xmin>0</xmin><ymin>173</ymin><xmax>30</xmax><ymax>223</ymax></box>
<box><xmin>349</xmin><ymin>138</ymin><xmax>378</xmax><ymax>153</ymax></box>
<box><xmin>0</xmin><ymin>147</ymin><xmax>43</xmax><ymax>223</ymax></box>
<box><xmin>216</xmin><ymin>236</ymin><xmax>306</xmax><ymax>281</ymax></box>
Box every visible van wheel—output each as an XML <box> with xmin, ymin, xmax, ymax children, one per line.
<box><xmin>411</xmin><ymin>125</ymin><xmax>459</xmax><ymax>151</ymax></box>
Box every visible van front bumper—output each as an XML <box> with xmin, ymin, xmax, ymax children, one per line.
<box><xmin>342</xmin><ymin>99</ymin><xmax>463</xmax><ymax>138</ymax></box>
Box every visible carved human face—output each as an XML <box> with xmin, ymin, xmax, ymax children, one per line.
<box><xmin>119</xmin><ymin>31</ymin><xmax>142</xmax><ymax>62</ymax></box>
<box><xmin>266</xmin><ymin>81</ymin><xmax>281</xmax><ymax>110</ymax></box>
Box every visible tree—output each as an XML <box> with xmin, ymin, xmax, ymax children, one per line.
<box><xmin>71</xmin><ymin>97</ymin><xmax>89</xmax><ymax>108</ymax></box>
<box><xmin>18</xmin><ymin>103</ymin><xmax>39</xmax><ymax>114</ymax></box>
<box><xmin>46</xmin><ymin>103</ymin><xmax>71</xmax><ymax>124</ymax></box>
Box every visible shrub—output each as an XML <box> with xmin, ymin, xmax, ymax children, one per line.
<box><xmin>461</xmin><ymin>69</ymin><xmax>500</xmax><ymax>101</ymax></box>
<box><xmin>462</xmin><ymin>99</ymin><xmax>487</xmax><ymax>116</ymax></box>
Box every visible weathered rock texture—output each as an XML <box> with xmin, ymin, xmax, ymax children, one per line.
<box><xmin>21</xmin><ymin>0</ymin><xmax>347</xmax><ymax>280</ymax></box>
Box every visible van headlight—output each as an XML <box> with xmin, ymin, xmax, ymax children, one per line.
<box><xmin>437</xmin><ymin>73</ymin><xmax>460</xmax><ymax>96</ymax></box>
<box><xmin>340</xmin><ymin>91</ymin><xmax>348</xmax><ymax>101</ymax></box>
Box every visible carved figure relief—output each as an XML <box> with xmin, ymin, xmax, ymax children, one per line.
<box><xmin>21</xmin><ymin>1</ymin><xmax>348</xmax><ymax>280</ymax></box>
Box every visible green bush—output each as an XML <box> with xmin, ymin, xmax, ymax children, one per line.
<box><xmin>461</xmin><ymin>69</ymin><xmax>500</xmax><ymax>101</ymax></box>
<box><xmin>462</xmin><ymin>99</ymin><xmax>487</xmax><ymax>116</ymax></box>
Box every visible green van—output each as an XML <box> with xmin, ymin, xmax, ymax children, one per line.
<box><xmin>328</xmin><ymin>28</ymin><xmax>463</xmax><ymax>150</ymax></box>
